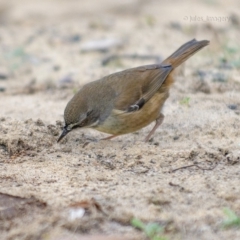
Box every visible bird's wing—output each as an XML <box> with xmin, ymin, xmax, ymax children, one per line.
<box><xmin>114</xmin><ymin>64</ymin><xmax>172</xmax><ymax>112</ymax></box>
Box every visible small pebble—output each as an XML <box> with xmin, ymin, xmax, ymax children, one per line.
<box><xmin>0</xmin><ymin>73</ymin><xmax>8</xmax><ymax>80</ymax></box>
<box><xmin>67</xmin><ymin>34</ymin><xmax>81</xmax><ymax>43</ymax></box>
<box><xmin>228</xmin><ymin>104</ymin><xmax>238</xmax><ymax>110</ymax></box>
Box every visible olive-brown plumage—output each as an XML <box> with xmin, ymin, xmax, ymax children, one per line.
<box><xmin>58</xmin><ymin>39</ymin><xmax>209</xmax><ymax>142</ymax></box>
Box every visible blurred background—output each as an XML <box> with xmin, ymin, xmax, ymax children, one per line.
<box><xmin>0</xmin><ymin>0</ymin><xmax>239</xmax><ymax>120</ymax></box>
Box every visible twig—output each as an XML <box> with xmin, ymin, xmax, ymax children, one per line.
<box><xmin>171</xmin><ymin>162</ymin><xmax>218</xmax><ymax>173</ymax></box>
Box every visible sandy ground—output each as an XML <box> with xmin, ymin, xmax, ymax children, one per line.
<box><xmin>0</xmin><ymin>0</ymin><xmax>240</xmax><ymax>239</ymax></box>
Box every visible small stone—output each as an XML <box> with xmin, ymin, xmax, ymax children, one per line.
<box><xmin>173</xmin><ymin>136</ymin><xmax>180</xmax><ymax>140</ymax></box>
<box><xmin>0</xmin><ymin>73</ymin><xmax>8</xmax><ymax>80</ymax></box>
<box><xmin>67</xmin><ymin>34</ymin><xmax>81</xmax><ymax>43</ymax></box>
<box><xmin>227</xmin><ymin>104</ymin><xmax>238</xmax><ymax>110</ymax></box>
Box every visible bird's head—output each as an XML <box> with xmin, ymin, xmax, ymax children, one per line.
<box><xmin>57</xmin><ymin>95</ymin><xmax>99</xmax><ymax>143</ymax></box>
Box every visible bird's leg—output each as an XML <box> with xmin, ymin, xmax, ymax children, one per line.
<box><xmin>145</xmin><ymin>113</ymin><xmax>164</xmax><ymax>142</ymax></box>
<box><xmin>101</xmin><ymin>135</ymin><xmax>118</xmax><ymax>141</ymax></box>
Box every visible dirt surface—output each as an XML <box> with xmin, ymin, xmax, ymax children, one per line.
<box><xmin>0</xmin><ymin>0</ymin><xmax>240</xmax><ymax>239</ymax></box>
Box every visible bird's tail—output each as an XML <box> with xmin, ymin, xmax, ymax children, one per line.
<box><xmin>162</xmin><ymin>39</ymin><xmax>209</xmax><ymax>68</ymax></box>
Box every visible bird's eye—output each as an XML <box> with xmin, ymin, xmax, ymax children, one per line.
<box><xmin>87</xmin><ymin>110</ymin><xmax>93</xmax><ymax>116</ymax></box>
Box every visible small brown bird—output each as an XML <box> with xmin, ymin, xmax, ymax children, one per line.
<box><xmin>58</xmin><ymin>39</ymin><xmax>209</xmax><ymax>143</ymax></box>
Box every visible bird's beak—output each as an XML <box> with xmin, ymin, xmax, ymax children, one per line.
<box><xmin>57</xmin><ymin>127</ymin><xmax>70</xmax><ymax>143</ymax></box>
